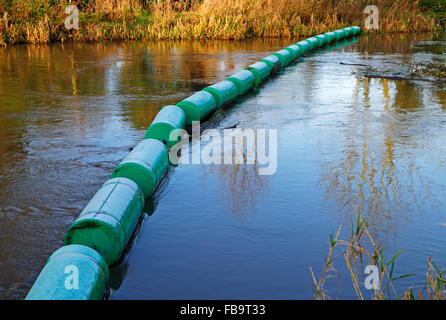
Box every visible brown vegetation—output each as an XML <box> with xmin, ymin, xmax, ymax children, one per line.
<box><xmin>0</xmin><ymin>0</ymin><xmax>443</xmax><ymax>46</ymax></box>
<box><xmin>311</xmin><ymin>210</ymin><xmax>446</xmax><ymax>300</ymax></box>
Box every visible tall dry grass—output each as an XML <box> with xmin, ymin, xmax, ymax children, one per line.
<box><xmin>92</xmin><ymin>0</ymin><xmax>142</xmax><ymax>19</ymax></box>
<box><xmin>0</xmin><ymin>0</ymin><xmax>442</xmax><ymax>45</ymax></box>
<box><xmin>311</xmin><ymin>209</ymin><xmax>446</xmax><ymax>300</ymax></box>
<box><xmin>146</xmin><ymin>0</ymin><xmax>441</xmax><ymax>40</ymax></box>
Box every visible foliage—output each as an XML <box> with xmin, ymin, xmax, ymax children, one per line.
<box><xmin>311</xmin><ymin>209</ymin><xmax>446</xmax><ymax>300</ymax></box>
<box><xmin>0</xmin><ymin>0</ymin><xmax>443</xmax><ymax>45</ymax></box>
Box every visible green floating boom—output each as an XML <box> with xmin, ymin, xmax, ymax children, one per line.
<box><xmin>26</xmin><ymin>245</ymin><xmax>109</xmax><ymax>300</ymax></box>
<box><xmin>245</xmin><ymin>61</ymin><xmax>271</xmax><ymax>85</ymax></box>
<box><xmin>272</xmin><ymin>49</ymin><xmax>294</xmax><ymax>68</ymax></box>
<box><xmin>324</xmin><ymin>31</ymin><xmax>337</xmax><ymax>43</ymax></box>
<box><xmin>226</xmin><ymin>70</ymin><xmax>255</xmax><ymax>96</ymax></box>
<box><xmin>202</xmin><ymin>80</ymin><xmax>238</xmax><ymax>109</ymax></box>
<box><xmin>176</xmin><ymin>91</ymin><xmax>217</xmax><ymax>125</ymax></box>
<box><xmin>145</xmin><ymin>105</ymin><xmax>186</xmax><ymax>148</ymax></box>
<box><xmin>65</xmin><ymin>178</ymin><xmax>145</xmax><ymax>265</ymax></box>
<box><xmin>343</xmin><ymin>26</ymin><xmax>355</xmax><ymax>37</ymax></box>
<box><xmin>26</xmin><ymin>26</ymin><xmax>363</xmax><ymax>301</ymax></box>
<box><xmin>302</xmin><ymin>39</ymin><xmax>316</xmax><ymax>51</ymax></box>
<box><xmin>351</xmin><ymin>26</ymin><xmax>361</xmax><ymax>35</ymax></box>
<box><xmin>111</xmin><ymin>139</ymin><xmax>168</xmax><ymax>198</ymax></box>
<box><xmin>307</xmin><ymin>37</ymin><xmax>320</xmax><ymax>49</ymax></box>
<box><xmin>285</xmin><ymin>44</ymin><xmax>305</xmax><ymax>61</ymax></box>
<box><xmin>334</xmin><ymin>29</ymin><xmax>347</xmax><ymax>40</ymax></box>
<box><xmin>260</xmin><ymin>54</ymin><xmax>281</xmax><ymax>75</ymax></box>
<box><xmin>295</xmin><ymin>40</ymin><xmax>312</xmax><ymax>53</ymax></box>
<box><xmin>315</xmin><ymin>34</ymin><xmax>329</xmax><ymax>47</ymax></box>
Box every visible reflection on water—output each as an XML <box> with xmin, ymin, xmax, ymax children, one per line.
<box><xmin>323</xmin><ymin>74</ymin><xmax>446</xmax><ymax>233</ymax></box>
<box><xmin>0</xmin><ymin>38</ymin><xmax>294</xmax><ymax>299</ymax></box>
<box><xmin>0</xmin><ymin>34</ymin><xmax>445</xmax><ymax>299</ymax></box>
<box><xmin>199</xmin><ymin>132</ymin><xmax>268</xmax><ymax>220</ymax></box>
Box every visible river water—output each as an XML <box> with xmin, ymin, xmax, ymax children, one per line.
<box><xmin>0</xmin><ymin>34</ymin><xmax>445</xmax><ymax>299</ymax></box>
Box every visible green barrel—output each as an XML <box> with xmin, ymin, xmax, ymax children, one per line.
<box><xmin>176</xmin><ymin>91</ymin><xmax>217</xmax><ymax>125</ymax></box>
<box><xmin>307</xmin><ymin>37</ymin><xmax>320</xmax><ymax>49</ymax></box>
<box><xmin>324</xmin><ymin>32</ymin><xmax>337</xmax><ymax>43</ymax></box>
<box><xmin>226</xmin><ymin>70</ymin><xmax>255</xmax><ymax>96</ymax></box>
<box><xmin>284</xmin><ymin>45</ymin><xmax>304</xmax><ymax>60</ymax></box>
<box><xmin>283</xmin><ymin>46</ymin><xmax>296</xmax><ymax>60</ymax></box>
<box><xmin>295</xmin><ymin>40</ymin><xmax>312</xmax><ymax>53</ymax></box>
<box><xmin>351</xmin><ymin>26</ymin><xmax>361</xmax><ymax>35</ymax></box>
<box><xmin>261</xmin><ymin>54</ymin><xmax>281</xmax><ymax>71</ymax></box>
<box><xmin>202</xmin><ymin>80</ymin><xmax>238</xmax><ymax>109</ymax></box>
<box><xmin>334</xmin><ymin>29</ymin><xmax>346</xmax><ymax>40</ymax></box>
<box><xmin>144</xmin><ymin>105</ymin><xmax>186</xmax><ymax>148</ymax></box>
<box><xmin>26</xmin><ymin>245</ymin><xmax>109</xmax><ymax>300</ymax></box>
<box><xmin>315</xmin><ymin>34</ymin><xmax>329</xmax><ymax>47</ymax></box>
<box><xmin>110</xmin><ymin>139</ymin><xmax>168</xmax><ymax>198</ymax></box>
<box><xmin>272</xmin><ymin>49</ymin><xmax>294</xmax><ymax>68</ymax></box>
<box><xmin>64</xmin><ymin>178</ymin><xmax>145</xmax><ymax>266</ymax></box>
<box><xmin>302</xmin><ymin>39</ymin><xmax>316</xmax><ymax>51</ymax></box>
<box><xmin>343</xmin><ymin>27</ymin><xmax>354</xmax><ymax>37</ymax></box>
<box><xmin>245</xmin><ymin>61</ymin><xmax>271</xmax><ymax>85</ymax></box>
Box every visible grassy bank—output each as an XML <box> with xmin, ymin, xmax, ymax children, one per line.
<box><xmin>0</xmin><ymin>0</ymin><xmax>444</xmax><ymax>46</ymax></box>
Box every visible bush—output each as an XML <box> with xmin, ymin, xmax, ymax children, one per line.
<box><xmin>419</xmin><ymin>0</ymin><xmax>445</xmax><ymax>13</ymax></box>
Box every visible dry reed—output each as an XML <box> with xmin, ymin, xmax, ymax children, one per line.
<box><xmin>0</xmin><ymin>0</ymin><xmax>442</xmax><ymax>45</ymax></box>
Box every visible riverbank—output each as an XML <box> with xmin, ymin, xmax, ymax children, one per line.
<box><xmin>0</xmin><ymin>0</ymin><xmax>444</xmax><ymax>46</ymax></box>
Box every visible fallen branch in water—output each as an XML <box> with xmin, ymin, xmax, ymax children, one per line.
<box><xmin>364</xmin><ymin>74</ymin><xmax>446</xmax><ymax>84</ymax></box>
<box><xmin>223</xmin><ymin>122</ymin><xmax>240</xmax><ymax>129</ymax></box>
<box><xmin>340</xmin><ymin>62</ymin><xmax>371</xmax><ymax>67</ymax></box>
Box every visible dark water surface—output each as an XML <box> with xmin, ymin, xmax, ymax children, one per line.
<box><xmin>0</xmin><ymin>35</ymin><xmax>445</xmax><ymax>299</ymax></box>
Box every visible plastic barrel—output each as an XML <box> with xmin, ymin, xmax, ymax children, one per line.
<box><xmin>284</xmin><ymin>45</ymin><xmax>304</xmax><ymax>60</ymax></box>
<box><xmin>26</xmin><ymin>245</ymin><xmax>109</xmax><ymax>300</ymax></box>
<box><xmin>334</xmin><ymin>29</ymin><xmax>346</xmax><ymax>40</ymax></box>
<box><xmin>226</xmin><ymin>70</ymin><xmax>255</xmax><ymax>96</ymax></box>
<box><xmin>272</xmin><ymin>49</ymin><xmax>294</xmax><ymax>68</ymax></box>
<box><xmin>176</xmin><ymin>91</ymin><xmax>217</xmax><ymax>125</ymax></box>
<box><xmin>144</xmin><ymin>106</ymin><xmax>186</xmax><ymax>149</ymax></box>
<box><xmin>307</xmin><ymin>37</ymin><xmax>320</xmax><ymax>49</ymax></box>
<box><xmin>202</xmin><ymin>80</ymin><xmax>238</xmax><ymax>109</ymax></box>
<box><xmin>245</xmin><ymin>61</ymin><xmax>271</xmax><ymax>85</ymax></box>
<box><xmin>351</xmin><ymin>26</ymin><xmax>361</xmax><ymax>35</ymax></box>
<box><xmin>349</xmin><ymin>26</ymin><xmax>358</xmax><ymax>36</ymax></box>
<box><xmin>302</xmin><ymin>39</ymin><xmax>316</xmax><ymax>51</ymax></box>
<box><xmin>343</xmin><ymin>27</ymin><xmax>354</xmax><ymax>37</ymax></box>
<box><xmin>324</xmin><ymin>32</ymin><xmax>337</xmax><ymax>43</ymax></box>
<box><xmin>295</xmin><ymin>40</ymin><xmax>312</xmax><ymax>53</ymax></box>
<box><xmin>64</xmin><ymin>178</ymin><xmax>145</xmax><ymax>266</ymax></box>
<box><xmin>261</xmin><ymin>54</ymin><xmax>281</xmax><ymax>71</ymax></box>
<box><xmin>111</xmin><ymin>139</ymin><xmax>168</xmax><ymax>198</ymax></box>
<box><xmin>315</xmin><ymin>34</ymin><xmax>329</xmax><ymax>47</ymax></box>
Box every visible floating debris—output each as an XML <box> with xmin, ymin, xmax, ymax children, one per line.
<box><xmin>344</xmin><ymin>57</ymin><xmax>446</xmax><ymax>84</ymax></box>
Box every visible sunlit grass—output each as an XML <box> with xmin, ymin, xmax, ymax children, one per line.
<box><xmin>311</xmin><ymin>208</ymin><xmax>446</xmax><ymax>300</ymax></box>
<box><xmin>0</xmin><ymin>0</ymin><xmax>443</xmax><ymax>45</ymax></box>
